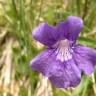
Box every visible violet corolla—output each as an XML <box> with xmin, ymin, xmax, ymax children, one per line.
<box><xmin>30</xmin><ymin>16</ymin><xmax>96</xmax><ymax>88</ymax></box>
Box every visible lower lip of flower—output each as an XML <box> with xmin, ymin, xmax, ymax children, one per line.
<box><xmin>54</xmin><ymin>39</ymin><xmax>73</xmax><ymax>62</ymax></box>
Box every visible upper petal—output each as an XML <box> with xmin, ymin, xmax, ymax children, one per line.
<box><xmin>73</xmin><ymin>44</ymin><xmax>96</xmax><ymax>74</ymax></box>
<box><xmin>30</xmin><ymin>49</ymin><xmax>81</xmax><ymax>88</ymax></box>
<box><xmin>56</xmin><ymin>16</ymin><xmax>83</xmax><ymax>42</ymax></box>
<box><xmin>32</xmin><ymin>16</ymin><xmax>83</xmax><ymax>47</ymax></box>
<box><xmin>32</xmin><ymin>23</ymin><xmax>57</xmax><ymax>46</ymax></box>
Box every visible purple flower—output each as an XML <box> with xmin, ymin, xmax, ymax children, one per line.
<box><xmin>30</xmin><ymin>16</ymin><xmax>96</xmax><ymax>88</ymax></box>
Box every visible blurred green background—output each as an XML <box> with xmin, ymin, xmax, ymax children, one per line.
<box><xmin>0</xmin><ymin>0</ymin><xmax>96</xmax><ymax>96</ymax></box>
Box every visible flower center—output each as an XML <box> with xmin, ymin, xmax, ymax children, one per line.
<box><xmin>55</xmin><ymin>39</ymin><xmax>73</xmax><ymax>62</ymax></box>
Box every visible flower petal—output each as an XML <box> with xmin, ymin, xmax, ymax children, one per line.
<box><xmin>55</xmin><ymin>21</ymin><xmax>68</xmax><ymax>40</ymax></box>
<box><xmin>32</xmin><ymin>16</ymin><xmax>83</xmax><ymax>47</ymax></box>
<box><xmin>30</xmin><ymin>49</ymin><xmax>81</xmax><ymax>88</ymax></box>
<box><xmin>56</xmin><ymin>16</ymin><xmax>83</xmax><ymax>42</ymax></box>
<box><xmin>49</xmin><ymin>59</ymin><xmax>81</xmax><ymax>88</ymax></box>
<box><xmin>66</xmin><ymin>16</ymin><xmax>83</xmax><ymax>41</ymax></box>
<box><xmin>30</xmin><ymin>49</ymin><xmax>61</xmax><ymax>77</ymax></box>
<box><xmin>73</xmin><ymin>44</ymin><xmax>96</xmax><ymax>74</ymax></box>
<box><xmin>32</xmin><ymin>23</ymin><xmax>57</xmax><ymax>46</ymax></box>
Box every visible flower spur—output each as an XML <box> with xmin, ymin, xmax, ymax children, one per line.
<box><xmin>30</xmin><ymin>16</ymin><xmax>96</xmax><ymax>88</ymax></box>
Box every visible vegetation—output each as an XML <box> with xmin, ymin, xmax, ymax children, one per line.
<box><xmin>0</xmin><ymin>0</ymin><xmax>96</xmax><ymax>96</ymax></box>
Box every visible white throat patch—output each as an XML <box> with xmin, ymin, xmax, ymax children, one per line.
<box><xmin>55</xmin><ymin>39</ymin><xmax>73</xmax><ymax>62</ymax></box>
